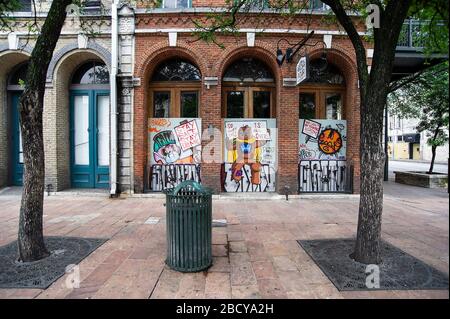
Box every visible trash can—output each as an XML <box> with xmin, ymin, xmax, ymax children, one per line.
<box><xmin>165</xmin><ymin>180</ymin><xmax>212</xmax><ymax>272</ymax></box>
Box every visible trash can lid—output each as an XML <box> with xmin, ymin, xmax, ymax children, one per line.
<box><xmin>170</xmin><ymin>180</ymin><xmax>212</xmax><ymax>195</ymax></box>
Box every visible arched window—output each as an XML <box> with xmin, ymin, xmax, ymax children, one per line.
<box><xmin>71</xmin><ymin>61</ymin><xmax>109</xmax><ymax>85</ymax></box>
<box><xmin>222</xmin><ymin>57</ymin><xmax>275</xmax><ymax>118</ymax></box>
<box><xmin>151</xmin><ymin>59</ymin><xmax>201</xmax><ymax>82</ymax></box>
<box><xmin>149</xmin><ymin>58</ymin><xmax>201</xmax><ymax>118</ymax></box>
<box><xmin>8</xmin><ymin>62</ymin><xmax>28</xmax><ymax>87</ymax></box>
<box><xmin>223</xmin><ymin>58</ymin><xmax>274</xmax><ymax>83</ymax></box>
<box><xmin>307</xmin><ymin>59</ymin><xmax>345</xmax><ymax>85</ymax></box>
<box><xmin>299</xmin><ymin>60</ymin><xmax>345</xmax><ymax>120</ymax></box>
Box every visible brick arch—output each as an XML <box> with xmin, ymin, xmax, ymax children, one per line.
<box><xmin>215</xmin><ymin>44</ymin><xmax>281</xmax><ymax>85</ymax></box>
<box><xmin>308</xmin><ymin>46</ymin><xmax>358</xmax><ymax>88</ymax></box>
<box><xmin>133</xmin><ymin>41</ymin><xmax>208</xmax><ymax>193</ymax></box>
<box><xmin>307</xmin><ymin>46</ymin><xmax>361</xmax><ymax>191</ymax></box>
<box><xmin>135</xmin><ymin>40</ymin><xmax>208</xmax><ymax>82</ymax></box>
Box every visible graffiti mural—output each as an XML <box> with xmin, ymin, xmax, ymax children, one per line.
<box><xmin>298</xmin><ymin>160</ymin><xmax>353</xmax><ymax>193</ymax></box>
<box><xmin>148</xmin><ymin>164</ymin><xmax>201</xmax><ymax>192</ymax></box>
<box><xmin>299</xmin><ymin>119</ymin><xmax>347</xmax><ymax>161</ymax></box>
<box><xmin>147</xmin><ymin>118</ymin><xmax>202</xmax><ymax>191</ymax></box>
<box><xmin>223</xmin><ymin>119</ymin><xmax>276</xmax><ymax>192</ymax></box>
<box><xmin>149</xmin><ymin>118</ymin><xmax>202</xmax><ymax>165</ymax></box>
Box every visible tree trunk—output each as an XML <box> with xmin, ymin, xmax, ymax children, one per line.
<box><xmin>17</xmin><ymin>0</ymin><xmax>73</xmax><ymax>262</ymax></box>
<box><xmin>353</xmin><ymin>86</ymin><xmax>387</xmax><ymax>265</ymax></box>
<box><xmin>428</xmin><ymin>128</ymin><xmax>440</xmax><ymax>174</ymax></box>
<box><xmin>18</xmin><ymin>91</ymin><xmax>48</xmax><ymax>261</ymax></box>
<box><xmin>350</xmin><ymin>1</ymin><xmax>412</xmax><ymax>265</ymax></box>
<box><xmin>429</xmin><ymin>145</ymin><xmax>437</xmax><ymax>174</ymax></box>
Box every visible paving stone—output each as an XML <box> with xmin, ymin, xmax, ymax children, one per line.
<box><xmin>150</xmin><ymin>268</ymin><xmax>183</xmax><ymax>299</ymax></box>
<box><xmin>230</xmin><ymin>262</ymin><xmax>257</xmax><ymax>286</ymax></box>
<box><xmin>212</xmin><ymin>244</ymin><xmax>228</xmax><ymax>257</ymax></box>
<box><xmin>208</xmin><ymin>257</ymin><xmax>231</xmax><ymax>273</ymax></box>
<box><xmin>175</xmin><ymin>272</ymin><xmax>206</xmax><ymax>299</ymax></box>
<box><xmin>231</xmin><ymin>285</ymin><xmax>261</xmax><ymax>299</ymax></box>
<box><xmin>272</xmin><ymin>256</ymin><xmax>298</xmax><ymax>271</ymax></box>
<box><xmin>257</xmin><ymin>278</ymin><xmax>287</xmax><ymax>299</ymax></box>
<box><xmin>229</xmin><ymin>241</ymin><xmax>247</xmax><ymax>253</ymax></box>
<box><xmin>252</xmin><ymin>261</ymin><xmax>277</xmax><ymax>279</ymax></box>
<box><xmin>205</xmin><ymin>272</ymin><xmax>231</xmax><ymax>299</ymax></box>
<box><xmin>212</xmin><ymin>233</ymin><xmax>228</xmax><ymax>245</ymax></box>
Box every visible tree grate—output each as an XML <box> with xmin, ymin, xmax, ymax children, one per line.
<box><xmin>298</xmin><ymin>238</ymin><xmax>449</xmax><ymax>291</ymax></box>
<box><xmin>0</xmin><ymin>236</ymin><xmax>107</xmax><ymax>289</ymax></box>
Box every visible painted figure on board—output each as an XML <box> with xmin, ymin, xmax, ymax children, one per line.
<box><xmin>225</xmin><ymin>125</ymin><xmax>269</xmax><ymax>185</ymax></box>
<box><xmin>153</xmin><ymin>130</ymin><xmax>194</xmax><ymax>164</ymax></box>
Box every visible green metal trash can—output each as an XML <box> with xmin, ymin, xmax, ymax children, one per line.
<box><xmin>165</xmin><ymin>180</ymin><xmax>213</xmax><ymax>272</ymax></box>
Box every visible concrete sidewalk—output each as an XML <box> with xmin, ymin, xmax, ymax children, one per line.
<box><xmin>0</xmin><ymin>182</ymin><xmax>448</xmax><ymax>299</ymax></box>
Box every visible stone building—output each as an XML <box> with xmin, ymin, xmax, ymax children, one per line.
<box><xmin>388</xmin><ymin>115</ymin><xmax>449</xmax><ymax>163</ymax></box>
<box><xmin>3</xmin><ymin>0</ymin><xmax>406</xmax><ymax>196</ymax></box>
<box><xmin>0</xmin><ymin>0</ymin><xmax>134</xmax><ymax>194</ymax></box>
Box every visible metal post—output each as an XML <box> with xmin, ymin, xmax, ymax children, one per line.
<box><xmin>384</xmin><ymin>104</ymin><xmax>389</xmax><ymax>181</ymax></box>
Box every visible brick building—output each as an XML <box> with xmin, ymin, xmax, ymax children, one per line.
<box><xmin>1</xmin><ymin>1</ymin><xmax>373</xmax><ymax>195</ymax></box>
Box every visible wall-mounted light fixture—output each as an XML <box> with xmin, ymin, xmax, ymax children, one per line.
<box><xmin>276</xmin><ymin>31</ymin><xmax>329</xmax><ymax>68</ymax></box>
<box><xmin>276</xmin><ymin>31</ymin><xmax>315</xmax><ymax>66</ymax></box>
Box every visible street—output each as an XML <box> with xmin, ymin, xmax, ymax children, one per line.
<box><xmin>388</xmin><ymin>160</ymin><xmax>448</xmax><ymax>180</ymax></box>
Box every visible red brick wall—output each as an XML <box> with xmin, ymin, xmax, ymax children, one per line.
<box><xmin>133</xmin><ymin>13</ymin><xmax>367</xmax><ymax>194</ymax></box>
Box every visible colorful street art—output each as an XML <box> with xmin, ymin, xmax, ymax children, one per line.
<box><xmin>223</xmin><ymin>119</ymin><xmax>276</xmax><ymax>192</ymax></box>
<box><xmin>299</xmin><ymin>119</ymin><xmax>347</xmax><ymax>161</ymax></box>
<box><xmin>147</xmin><ymin>118</ymin><xmax>202</xmax><ymax>191</ymax></box>
<box><xmin>148</xmin><ymin>118</ymin><xmax>202</xmax><ymax>165</ymax></box>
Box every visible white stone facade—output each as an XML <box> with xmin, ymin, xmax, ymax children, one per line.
<box><xmin>0</xmin><ymin>1</ymin><xmax>135</xmax><ymax>193</ymax></box>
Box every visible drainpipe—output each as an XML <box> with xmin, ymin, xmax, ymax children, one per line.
<box><xmin>110</xmin><ymin>0</ymin><xmax>119</xmax><ymax>196</ymax></box>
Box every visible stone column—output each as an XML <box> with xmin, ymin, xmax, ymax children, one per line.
<box><xmin>117</xmin><ymin>4</ymin><xmax>135</xmax><ymax>194</ymax></box>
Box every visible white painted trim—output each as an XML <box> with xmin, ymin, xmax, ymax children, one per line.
<box><xmin>77</xmin><ymin>34</ymin><xmax>88</xmax><ymax>49</ymax></box>
<box><xmin>168</xmin><ymin>32</ymin><xmax>177</xmax><ymax>47</ymax></box>
<box><xmin>323</xmin><ymin>34</ymin><xmax>332</xmax><ymax>49</ymax></box>
<box><xmin>367</xmin><ymin>48</ymin><xmax>374</xmax><ymax>58</ymax></box>
<box><xmin>246</xmin><ymin>32</ymin><xmax>255</xmax><ymax>47</ymax></box>
<box><xmin>135</xmin><ymin>28</ymin><xmax>368</xmax><ymax>36</ymax></box>
<box><xmin>8</xmin><ymin>32</ymin><xmax>19</xmax><ymax>50</ymax></box>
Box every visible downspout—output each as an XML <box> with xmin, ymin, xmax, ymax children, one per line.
<box><xmin>110</xmin><ymin>0</ymin><xmax>119</xmax><ymax>196</ymax></box>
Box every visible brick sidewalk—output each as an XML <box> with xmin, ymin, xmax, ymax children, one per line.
<box><xmin>0</xmin><ymin>182</ymin><xmax>448</xmax><ymax>299</ymax></box>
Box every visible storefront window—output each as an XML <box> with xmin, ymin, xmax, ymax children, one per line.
<box><xmin>180</xmin><ymin>91</ymin><xmax>198</xmax><ymax>117</ymax></box>
<box><xmin>253</xmin><ymin>91</ymin><xmax>271</xmax><ymax>118</ymax></box>
<box><xmin>72</xmin><ymin>61</ymin><xmax>109</xmax><ymax>84</ymax></box>
<box><xmin>152</xmin><ymin>59</ymin><xmax>200</xmax><ymax>82</ymax></box>
<box><xmin>222</xmin><ymin>57</ymin><xmax>275</xmax><ymax>118</ymax></box>
<box><xmin>223</xmin><ymin>58</ymin><xmax>274</xmax><ymax>83</ymax></box>
<box><xmin>307</xmin><ymin>60</ymin><xmax>345</xmax><ymax>85</ymax></box>
<box><xmin>299</xmin><ymin>60</ymin><xmax>345</xmax><ymax>120</ymax></box>
<box><xmin>226</xmin><ymin>91</ymin><xmax>245</xmax><ymax>118</ymax></box>
<box><xmin>153</xmin><ymin>91</ymin><xmax>170</xmax><ymax>118</ymax></box>
<box><xmin>299</xmin><ymin>93</ymin><xmax>316</xmax><ymax>120</ymax></box>
<box><xmin>8</xmin><ymin>63</ymin><xmax>28</xmax><ymax>86</ymax></box>
<box><xmin>150</xmin><ymin>58</ymin><xmax>201</xmax><ymax>118</ymax></box>
<box><xmin>325</xmin><ymin>93</ymin><xmax>342</xmax><ymax>120</ymax></box>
